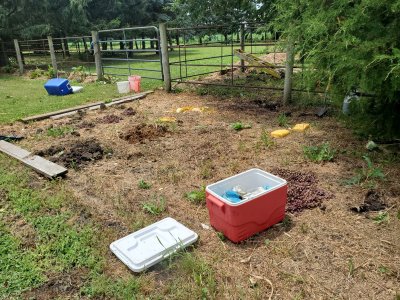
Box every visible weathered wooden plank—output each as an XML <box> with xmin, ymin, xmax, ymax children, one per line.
<box><xmin>0</xmin><ymin>141</ymin><xmax>67</xmax><ymax>179</ymax></box>
<box><xmin>106</xmin><ymin>91</ymin><xmax>154</xmax><ymax>107</ymax></box>
<box><xmin>21</xmin><ymin>101</ymin><xmax>104</xmax><ymax>123</ymax></box>
<box><xmin>22</xmin><ymin>91</ymin><xmax>154</xmax><ymax>122</ymax></box>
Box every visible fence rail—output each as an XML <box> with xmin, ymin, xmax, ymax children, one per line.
<box><xmin>1</xmin><ymin>22</ymin><xmax>296</xmax><ymax>102</ymax></box>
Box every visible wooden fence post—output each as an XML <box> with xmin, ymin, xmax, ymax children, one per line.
<box><xmin>13</xmin><ymin>39</ymin><xmax>24</xmax><ymax>75</ymax></box>
<box><xmin>283</xmin><ymin>38</ymin><xmax>295</xmax><ymax>104</ymax></box>
<box><xmin>240</xmin><ymin>23</ymin><xmax>245</xmax><ymax>72</ymax></box>
<box><xmin>47</xmin><ymin>36</ymin><xmax>58</xmax><ymax>75</ymax></box>
<box><xmin>91</xmin><ymin>31</ymin><xmax>103</xmax><ymax>80</ymax></box>
<box><xmin>159</xmin><ymin>23</ymin><xmax>171</xmax><ymax>92</ymax></box>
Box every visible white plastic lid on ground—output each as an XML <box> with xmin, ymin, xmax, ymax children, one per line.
<box><xmin>110</xmin><ymin>217</ymin><xmax>198</xmax><ymax>272</ymax></box>
<box><xmin>71</xmin><ymin>86</ymin><xmax>83</xmax><ymax>93</ymax></box>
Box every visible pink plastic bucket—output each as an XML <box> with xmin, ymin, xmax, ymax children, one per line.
<box><xmin>128</xmin><ymin>76</ymin><xmax>141</xmax><ymax>93</ymax></box>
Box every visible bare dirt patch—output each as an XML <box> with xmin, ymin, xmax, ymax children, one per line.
<box><xmin>37</xmin><ymin>139</ymin><xmax>104</xmax><ymax>168</ymax></box>
<box><xmin>119</xmin><ymin>123</ymin><xmax>168</xmax><ymax>144</ymax></box>
<box><xmin>98</xmin><ymin>114</ymin><xmax>123</xmax><ymax>124</ymax></box>
<box><xmin>121</xmin><ymin>107</ymin><xmax>136</xmax><ymax>116</ymax></box>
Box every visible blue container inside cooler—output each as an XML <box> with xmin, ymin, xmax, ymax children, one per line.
<box><xmin>44</xmin><ymin>78</ymin><xmax>73</xmax><ymax>96</ymax></box>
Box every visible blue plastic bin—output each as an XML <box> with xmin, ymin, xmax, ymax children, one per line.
<box><xmin>44</xmin><ymin>78</ymin><xmax>72</xmax><ymax>96</ymax></box>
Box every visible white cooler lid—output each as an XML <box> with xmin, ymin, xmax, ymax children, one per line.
<box><xmin>110</xmin><ymin>217</ymin><xmax>198</xmax><ymax>272</ymax></box>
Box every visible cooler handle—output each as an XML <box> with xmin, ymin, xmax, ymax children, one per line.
<box><xmin>207</xmin><ymin>194</ymin><xmax>225</xmax><ymax>212</ymax></box>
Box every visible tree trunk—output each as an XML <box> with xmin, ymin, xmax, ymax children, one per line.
<box><xmin>141</xmin><ymin>34</ymin><xmax>145</xmax><ymax>49</ymax></box>
<box><xmin>0</xmin><ymin>41</ymin><xmax>8</xmax><ymax>66</ymax></box>
<box><xmin>82</xmin><ymin>37</ymin><xmax>88</xmax><ymax>53</ymax></box>
<box><xmin>224</xmin><ymin>33</ymin><xmax>228</xmax><ymax>44</ymax></box>
<box><xmin>63</xmin><ymin>36</ymin><xmax>70</xmax><ymax>56</ymax></box>
<box><xmin>120</xmin><ymin>41</ymin><xmax>125</xmax><ymax>50</ymax></box>
<box><xmin>102</xmin><ymin>41</ymin><xmax>107</xmax><ymax>50</ymax></box>
<box><xmin>128</xmin><ymin>41</ymin><xmax>133</xmax><ymax>58</ymax></box>
<box><xmin>175</xmin><ymin>34</ymin><xmax>179</xmax><ymax>46</ymax></box>
<box><xmin>198</xmin><ymin>37</ymin><xmax>202</xmax><ymax>45</ymax></box>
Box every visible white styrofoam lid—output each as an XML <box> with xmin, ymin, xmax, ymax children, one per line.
<box><xmin>110</xmin><ymin>217</ymin><xmax>198</xmax><ymax>272</ymax></box>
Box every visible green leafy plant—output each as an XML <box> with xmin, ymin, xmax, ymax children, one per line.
<box><xmin>344</xmin><ymin>155</ymin><xmax>385</xmax><ymax>186</ymax></box>
<box><xmin>46</xmin><ymin>126</ymin><xmax>74</xmax><ymax>137</ymax></box>
<box><xmin>29</xmin><ymin>68</ymin><xmax>44</xmax><ymax>79</ymax></box>
<box><xmin>138</xmin><ymin>180</ymin><xmax>151</xmax><ymax>190</ymax></box>
<box><xmin>303</xmin><ymin>142</ymin><xmax>335</xmax><ymax>163</ymax></box>
<box><xmin>142</xmin><ymin>196</ymin><xmax>166</xmax><ymax>215</ymax></box>
<box><xmin>1</xmin><ymin>64</ymin><xmax>16</xmax><ymax>73</ymax></box>
<box><xmin>373</xmin><ymin>212</ymin><xmax>389</xmax><ymax>224</ymax></box>
<box><xmin>70</xmin><ymin>65</ymin><xmax>89</xmax><ymax>82</ymax></box>
<box><xmin>273</xmin><ymin>0</ymin><xmax>400</xmax><ymax>139</ymax></box>
<box><xmin>230</xmin><ymin>122</ymin><xmax>252</xmax><ymax>131</ymax></box>
<box><xmin>260</xmin><ymin>129</ymin><xmax>275</xmax><ymax>148</ymax></box>
<box><xmin>216</xmin><ymin>232</ymin><xmax>226</xmax><ymax>241</ymax></box>
<box><xmin>46</xmin><ymin>65</ymin><xmax>56</xmax><ymax>78</ymax></box>
<box><xmin>185</xmin><ymin>187</ymin><xmax>206</xmax><ymax>204</ymax></box>
<box><xmin>277</xmin><ymin>113</ymin><xmax>289</xmax><ymax>127</ymax></box>
<box><xmin>378</xmin><ymin>265</ymin><xmax>389</xmax><ymax>274</ymax></box>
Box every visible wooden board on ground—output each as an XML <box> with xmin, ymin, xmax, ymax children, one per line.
<box><xmin>23</xmin><ymin>91</ymin><xmax>153</xmax><ymax>122</ymax></box>
<box><xmin>0</xmin><ymin>140</ymin><xmax>67</xmax><ymax>179</ymax></box>
<box><xmin>21</xmin><ymin>101</ymin><xmax>104</xmax><ymax>123</ymax></box>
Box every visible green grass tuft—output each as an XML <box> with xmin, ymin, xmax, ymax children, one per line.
<box><xmin>138</xmin><ymin>179</ymin><xmax>151</xmax><ymax>190</ymax></box>
<box><xmin>142</xmin><ymin>196</ymin><xmax>167</xmax><ymax>215</ymax></box>
<box><xmin>185</xmin><ymin>187</ymin><xmax>206</xmax><ymax>204</ymax></box>
<box><xmin>303</xmin><ymin>142</ymin><xmax>335</xmax><ymax>163</ymax></box>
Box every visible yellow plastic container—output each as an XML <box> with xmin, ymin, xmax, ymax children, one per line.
<box><xmin>271</xmin><ymin>129</ymin><xmax>290</xmax><ymax>138</ymax></box>
<box><xmin>292</xmin><ymin>123</ymin><xmax>310</xmax><ymax>132</ymax></box>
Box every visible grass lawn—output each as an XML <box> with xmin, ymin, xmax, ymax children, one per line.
<box><xmin>0</xmin><ymin>153</ymin><xmax>216</xmax><ymax>299</ymax></box>
<box><xmin>0</xmin><ymin>75</ymin><xmax>126</xmax><ymax>124</ymax></box>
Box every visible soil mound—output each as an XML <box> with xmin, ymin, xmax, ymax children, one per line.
<box><xmin>119</xmin><ymin>124</ymin><xmax>167</xmax><ymax>144</ymax></box>
<box><xmin>273</xmin><ymin>168</ymin><xmax>333</xmax><ymax>213</ymax></box>
<box><xmin>121</xmin><ymin>107</ymin><xmax>136</xmax><ymax>116</ymax></box>
<box><xmin>351</xmin><ymin>190</ymin><xmax>386</xmax><ymax>213</ymax></box>
<box><xmin>37</xmin><ymin>139</ymin><xmax>104</xmax><ymax>168</ymax></box>
<box><xmin>99</xmin><ymin>114</ymin><xmax>123</xmax><ymax>124</ymax></box>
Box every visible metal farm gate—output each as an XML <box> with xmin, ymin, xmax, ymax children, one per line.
<box><xmin>97</xmin><ymin>26</ymin><xmax>163</xmax><ymax>81</ymax></box>
<box><xmin>166</xmin><ymin>23</ymin><xmax>289</xmax><ymax>92</ymax></box>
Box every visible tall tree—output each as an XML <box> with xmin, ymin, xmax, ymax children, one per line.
<box><xmin>273</xmin><ymin>0</ymin><xmax>400</xmax><ymax>139</ymax></box>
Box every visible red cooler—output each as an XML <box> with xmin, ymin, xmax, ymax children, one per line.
<box><xmin>206</xmin><ymin>168</ymin><xmax>287</xmax><ymax>242</ymax></box>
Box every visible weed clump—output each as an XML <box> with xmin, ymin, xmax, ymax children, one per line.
<box><xmin>138</xmin><ymin>180</ymin><xmax>151</xmax><ymax>190</ymax></box>
<box><xmin>230</xmin><ymin>122</ymin><xmax>252</xmax><ymax>131</ymax></box>
<box><xmin>142</xmin><ymin>196</ymin><xmax>166</xmax><ymax>215</ymax></box>
<box><xmin>185</xmin><ymin>187</ymin><xmax>206</xmax><ymax>204</ymax></box>
<box><xmin>303</xmin><ymin>142</ymin><xmax>335</xmax><ymax>163</ymax></box>
<box><xmin>344</xmin><ymin>155</ymin><xmax>385</xmax><ymax>187</ymax></box>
